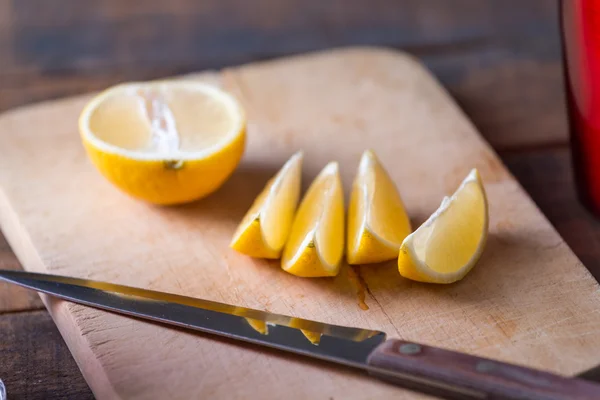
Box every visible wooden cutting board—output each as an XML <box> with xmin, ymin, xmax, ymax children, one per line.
<box><xmin>1</xmin><ymin>47</ymin><xmax>600</xmax><ymax>400</ymax></box>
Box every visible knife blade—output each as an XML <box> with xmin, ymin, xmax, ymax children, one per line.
<box><xmin>1</xmin><ymin>269</ymin><xmax>599</xmax><ymax>400</ymax></box>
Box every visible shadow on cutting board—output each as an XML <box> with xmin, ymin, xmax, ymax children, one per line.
<box><xmin>354</xmin><ymin>230</ymin><xmax>561</xmax><ymax>304</ymax></box>
<box><xmin>159</xmin><ymin>161</ymin><xmax>280</xmax><ymax>224</ymax></box>
<box><xmin>145</xmin><ymin>161</ymin><xmax>366</xmax><ymax>307</ymax></box>
<box><xmin>143</xmin><ymin>162</ymin><xmax>561</xmax><ymax>317</ymax></box>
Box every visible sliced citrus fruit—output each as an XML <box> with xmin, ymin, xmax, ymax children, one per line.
<box><xmin>230</xmin><ymin>152</ymin><xmax>303</xmax><ymax>258</ymax></box>
<box><xmin>281</xmin><ymin>162</ymin><xmax>344</xmax><ymax>277</ymax></box>
<box><xmin>398</xmin><ymin>169</ymin><xmax>488</xmax><ymax>284</ymax></box>
<box><xmin>79</xmin><ymin>80</ymin><xmax>246</xmax><ymax>205</ymax></box>
<box><xmin>347</xmin><ymin>150</ymin><xmax>412</xmax><ymax>265</ymax></box>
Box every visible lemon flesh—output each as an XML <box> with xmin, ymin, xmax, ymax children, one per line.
<box><xmin>230</xmin><ymin>152</ymin><xmax>303</xmax><ymax>258</ymax></box>
<box><xmin>281</xmin><ymin>162</ymin><xmax>344</xmax><ymax>277</ymax></box>
<box><xmin>347</xmin><ymin>150</ymin><xmax>412</xmax><ymax>264</ymax></box>
<box><xmin>79</xmin><ymin>81</ymin><xmax>246</xmax><ymax>205</ymax></box>
<box><xmin>398</xmin><ymin>169</ymin><xmax>488</xmax><ymax>284</ymax></box>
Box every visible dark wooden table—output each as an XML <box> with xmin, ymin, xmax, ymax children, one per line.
<box><xmin>2</xmin><ymin>1</ymin><xmax>600</xmax><ymax>398</ymax></box>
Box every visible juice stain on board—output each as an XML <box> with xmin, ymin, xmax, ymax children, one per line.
<box><xmin>346</xmin><ymin>265</ymin><xmax>369</xmax><ymax>310</ymax></box>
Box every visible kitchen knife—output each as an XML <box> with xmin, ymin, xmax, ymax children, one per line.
<box><xmin>1</xmin><ymin>269</ymin><xmax>598</xmax><ymax>400</ymax></box>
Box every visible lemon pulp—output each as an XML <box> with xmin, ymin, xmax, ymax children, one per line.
<box><xmin>398</xmin><ymin>169</ymin><xmax>488</xmax><ymax>283</ymax></box>
<box><xmin>79</xmin><ymin>81</ymin><xmax>245</xmax><ymax>205</ymax></box>
<box><xmin>281</xmin><ymin>162</ymin><xmax>344</xmax><ymax>277</ymax></box>
<box><xmin>230</xmin><ymin>152</ymin><xmax>303</xmax><ymax>258</ymax></box>
<box><xmin>347</xmin><ymin>150</ymin><xmax>411</xmax><ymax>264</ymax></box>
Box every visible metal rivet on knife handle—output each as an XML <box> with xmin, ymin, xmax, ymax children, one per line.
<box><xmin>399</xmin><ymin>343</ymin><xmax>421</xmax><ymax>355</ymax></box>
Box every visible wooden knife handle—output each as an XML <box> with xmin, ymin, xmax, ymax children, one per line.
<box><xmin>367</xmin><ymin>339</ymin><xmax>600</xmax><ymax>400</ymax></box>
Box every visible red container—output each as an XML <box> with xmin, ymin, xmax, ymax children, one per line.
<box><xmin>561</xmin><ymin>0</ymin><xmax>600</xmax><ymax>215</ymax></box>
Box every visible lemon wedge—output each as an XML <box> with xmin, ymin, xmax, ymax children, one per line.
<box><xmin>398</xmin><ymin>169</ymin><xmax>488</xmax><ymax>284</ymax></box>
<box><xmin>347</xmin><ymin>150</ymin><xmax>412</xmax><ymax>264</ymax></box>
<box><xmin>79</xmin><ymin>81</ymin><xmax>246</xmax><ymax>205</ymax></box>
<box><xmin>281</xmin><ymin>162</ymin><xmax>344</xmax><ymax>277</ymax></box>
<box><xmin>230</xmin><ymin>152</ymin><xmax>303</xmax><ymax>258</ymax></box>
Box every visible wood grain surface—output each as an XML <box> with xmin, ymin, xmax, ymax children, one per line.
<box><xmin>2</xmin><ymin>1</ymin><xmax>595</xmax><ymax>399</ymax></box>
<box><xmin>0</xmin><ymin>311</ymin><xmax>93</xmax><ymax>400</ymax></box>
<box><xmin>504</xmin><ymin>148</ymin><xmax>600</xmax><ymax>276</ymax></box>
<box><xmin>0</xmin><ymin>233</ymin><xmax>43</xmax><ymax>312</ymax></box>
<box><xmin>0</xmin><ymin>47</ymin><xmax>597</xmax><ymax>400</ymax></box>
<box><xmin>0</xmin><ymin>0</ymin><xmax>563</xmax><ymax>150</ymax></box>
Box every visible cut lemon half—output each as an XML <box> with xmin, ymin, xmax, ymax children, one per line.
<box><xmin>398</xmin><ymin>169</ymin><xmax>488</xmax><ymax>284</ymax></box>
<box><xmin>281</xmin><ymin>162</ymin><xmax>344</xmax><ymax>277</ymax></box>
<box><xmin>230</xmin><ymin>151</ymin><xmax>303</xmax><ymax>258</ymax></box>
<box><xmin>347</xmin><ymin>150</ymin><xmax>412</xmax><ymax>264</ymax></box>
<box><xmin>79</xmin><ymin>81</ymin><xmax>246</xmax><ymax>205</ymax></box>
